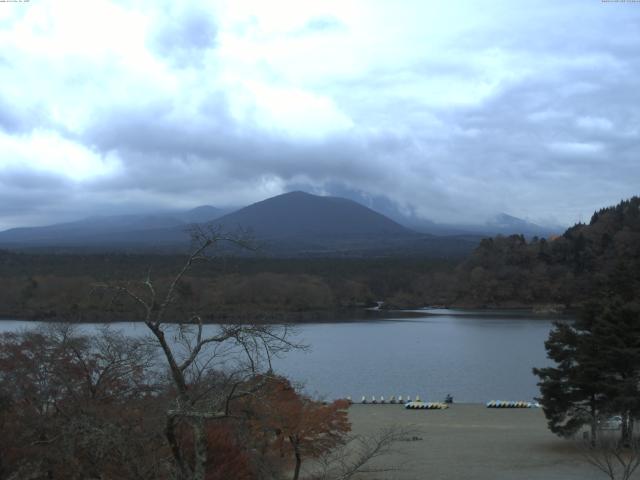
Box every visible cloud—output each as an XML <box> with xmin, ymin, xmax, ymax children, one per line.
<box><xmin>0</xmin><ymin>99</ymin><xmax>25</xmax><ymax>134</ymax></box>
<box><xmin>0</xmin><ymin>130</ymin><xmax>121</xmax><ymax>182</ymax></box>
<box><xmin>149</xmin><ymin>4</ymin><xmax>218</xmax><ymax>67</ymax></box>
<box><xmin>302</xmin><ymin>16</ymin><xmax>345</xmax><ymax>33</ymax></box>
<box><xmin>576</xmin><ymin>116</ymin><xmax>614</xmax><ymax>132</ymax></box>
<box><xmin>547</xmin><ymin>142</ymin><xmax>605</xmax><ymax>157</ymax></box>
<box><xmin>0</xmin><ymin>0</ymin><xmax>639</xmax><ymax>229</ymax></box>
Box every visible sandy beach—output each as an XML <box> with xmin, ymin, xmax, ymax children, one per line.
<box><xmin>346</xmin><ymin>404</ymin><xmax>604</xmax><ymax>480</ymax></box>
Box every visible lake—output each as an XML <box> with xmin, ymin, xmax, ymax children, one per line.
<box><xmin>0</xmin><ymin>309</ymin><xmax>559</xmax><ymax>403</ymax></box>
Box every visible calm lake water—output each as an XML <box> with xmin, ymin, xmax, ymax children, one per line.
<box><xmin>0</xmin><ymin>309</ymin><xmax>559</xmax><ymax>403</ymax></box>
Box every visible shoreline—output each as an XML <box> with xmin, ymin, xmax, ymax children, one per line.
<box><xmin>0</xmin><ymin>305</ymin><xmax>573</xmax><ymax>324</ymax></box>
<box><xmin>0</xmin><ymin>308</ymin><xmax>427</xmax><ymax>325</ymax></box>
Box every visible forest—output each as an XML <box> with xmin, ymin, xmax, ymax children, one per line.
<box><xmin>0</xmin><ymin>197</ymin><xmax>639</xmax><ymax>322</ymax></box>
<box><xmin>0</xmin><ymin>253</ymin><xmax>453</xmax><ymax>322</ymax></box>
<box><xmin>443</xmin><ymin>196</ymin><xmax>640</xmax><ymax>309</ymax></box>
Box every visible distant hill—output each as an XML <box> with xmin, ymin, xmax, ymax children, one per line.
<box><xmin>309</xmin><ymin>187</ymin><xmax>562</xmax><ymax>237</ymax></box>
<box><xmin>0</xmin><ymin>205</ymin><xmax>225</xmax><ymax>249</ymax></box>
<box><xmin>404</xmin><ymin>213</ymin><xmax>561</xmax><ymax>238</ymax></box>
<box><xmin>484</xmin><ymin>213</ymin><xmax>560</xmax><ymax>237</ymax></box>
<box><xmin>177</xmin><ymin>205</ymin><xmax>225</xmax><ymax>224</ymax></box>
<box><xmin>0</xmin><ymin>215</ymin><xmax>182</xmax><ymax>243</ymax></box>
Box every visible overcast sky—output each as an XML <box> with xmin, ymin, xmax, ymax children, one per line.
<box><xmin>0</xmin><ymin>0</ymin><xmax>639</xmax><ymax>229</ymax></box>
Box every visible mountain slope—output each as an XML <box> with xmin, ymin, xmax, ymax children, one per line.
<box><xmin>0</xmin><ymin>193</ymin><xmax>480</xmax><ymax>257</ymax></box>
<box><xmin>484</xmin><ymin>213</ymin><xmax>560</xmax><ymax>237</ymax></box>
<box><xmin>0</xmin><ymin>205</ymin><xmax>223</xmax><ymax>247</ymax></box>
<box><xmin>404</xmin><ymin>213</ymin><xmax>561</xmax><ymax>238</ymax></box>
<box><xmin>0</xmin><ymin>215</ymin><xmax>180</xmax><ymax>243</ymax></box>
<box><xmin>215</xmin><ymin>191</ymin><xmax>415</xmax><ymax>238</ymax></box>
<box><xmin>178</xmin><ymin>205</ymin><xmax>225</xmax><ymax>223</ymax></box>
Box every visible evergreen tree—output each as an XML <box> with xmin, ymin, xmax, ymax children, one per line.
<box><xmin>534</xmin><ymin>291</ymin><xmax>640</xmax><ymax>444</ymax></box>
<box><xmin>587</xmin><ymin>299</ymin><xmax>640</xmax><ymax>444</ymax></box>
<box><xmin>533</xmin><ymin>320</ymin><xmax>607</xmax><ymax>443</ymax></box>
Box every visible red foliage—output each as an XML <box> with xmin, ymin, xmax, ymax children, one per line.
<box><xmin>205</xmin><ymin>423</ymin><xmax>255</xmax><ymax>480</ymax></box>
<box><xmin>0</xmin><ymin>330</ymin><xmax>168</xmax><ymax>479</ymax></box>
<box><xmin>0</xmin><ymin>330</ymin><xmax>349</xmax><ymax>480</ymax></box>
<box><xmin>175</xmin><ymin>420</ymin><xmax>256</xmax><ymax>480</ymax></box>
<box><xmin>241</xmin><ymin>376</ymin><xmax>351</xmax><ymax>477</ymax></box>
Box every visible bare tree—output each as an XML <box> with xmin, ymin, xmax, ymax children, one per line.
<box><xmin>582</xmin><ymin>432</ymin><xmax>640</xmax><ymax>480</ymax></box>
<box><xmin>95</xmin><ymin>225</ymin><xmax>302</xmax><ymax>480</ymax></box>
<box><xmin>310</xmin><ymin>426</ymin><xmax>419</xmax><ymax>480</ymax></box>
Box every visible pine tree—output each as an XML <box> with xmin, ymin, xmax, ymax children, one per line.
<box><xmin>533</xmin><ymin>320</ymin><xmax>607</xmax><ymax>443</ymax></box>
<box><xmin>534</xmin><ymin>290</ymin><xmax>640</xmax><ymax>444</ymax></box>
<box><xmin>587</xmin><ymin>299</ymin><xmax>640</xmax><ymax>445</ymax></box>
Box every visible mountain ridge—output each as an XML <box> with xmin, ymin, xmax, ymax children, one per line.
<box><xmin>0</xmin><ymin>205</ymin><xmax>225</xmax><ymax>245</ymax></box>
<box><xmin>213</xmin><ymin>191</ymin><xmax>416</xmax><ymax>239</ymax></box>
<box><xmin>0</xmin><ymin>191</ymin><xmax>480</xmax><ymax>257</ymax></box>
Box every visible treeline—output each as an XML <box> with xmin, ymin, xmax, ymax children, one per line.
<box><xmin>440</xmin><ymin>197</ymin><xmax>640</xmax><ymax>308</ymax></box>
<box><xmin>3</xmin><ymin>197</ymin><xmax>638</xmax><ymax>319</ymax></box>
<box><xmin>367</xmin><ymin>196</ymin><xmax>640</xmax><ymax>310</ymax></box>
<box><xmin>530</xmin><ymin>215</ymin><xmax>640</xmax><ymax>453</ymax></box>
<box><xmin>0</xmin><ymin>254</ymin><xmax>455</xmax><ymax>321</ymax></box>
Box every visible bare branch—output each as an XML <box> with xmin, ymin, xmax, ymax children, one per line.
<box><xmin>312</xmin><ymin>426</ymin><xmax>420</xmax><ymax>480</ymax></box>
<box><xmin>581</xmin><ymin>433</ymin><xmax>640</xmax><ymax>480</ymax></box>
<box><xmin>86</xmin><ymin>225</ymin><xmax>304</xmax><ymax>480</ymax></box>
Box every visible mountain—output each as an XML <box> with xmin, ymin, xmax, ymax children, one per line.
<box><xmin>403</xmin><ymin>213</ymin><xmax>561</xmax><ymax>238</ymax></box>
<box><xmin>214</xmin><ymin>191</ymin><xmax>413</xmax><ymax>239</ymax></box>
<box><xmin>0</xmin><ymin>193</ymin><xmax>480</xmax><ymax>257</ymax></box>
<box><xmin>177</xmin><ymin>205</ymin><xmax>226</xmax><ymax>223</ymax></box>
<box><xmin>484</xmin><ymin>213</ymin><xmax>560</xmax><ymax>237</ymax></box>
<box><xmin>0</xmin><ymin>214</ymin><xmax>180</xmax><ymax>244</ymax></box>
<box><xmin>294</xmin><ymin>187</ymin><xmax>562</xmax><ymax>238</ymax></box>
<box><xmin>209</xmin><ymin>191</ymin><xmax>460</xmax><ymax>256</ymax></box>
<box><xmin>0</xmin><ymin>205</ymin><xmax>224</xmax><ymax>249</ymax></box>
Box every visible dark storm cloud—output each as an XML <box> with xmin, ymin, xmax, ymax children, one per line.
<box><xmin>0</xmin><ymin>168</ymin><xmax>74</xmax><ymax>227</ymax></box>
<box><xmin>80</xmin><ymin>82</ymin><xmax>404</xmax><ymax>194</ymax></box>
<box><xmin>0</xmin><ymin>168</ymin><xmax>71</xmax><ymax>191</ymax></box>
<box><xmin>83</xmin><ymin>98</ymin><xmax>408</xmax><ymax>195</ymax></box>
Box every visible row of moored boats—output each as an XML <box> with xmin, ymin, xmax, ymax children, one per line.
<box><xmin>348</xmin><ymin>396</ymin><xmax>541</xmax><ymax>409</ymax></box>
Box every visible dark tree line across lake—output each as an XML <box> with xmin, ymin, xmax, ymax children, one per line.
<box><xmin>0</xmin><ymin>252</ymin><xmax>454</xmax><ymax>322</ymax></box>
<box><xmin>450</xmin><ymin>196</ymin><xmax>640</xmax><ymax>309</ymax></box>
<box><xmin>1</xmin><ymin>196</ymin><xmax>639</xmax><ymax>322</ymax></box>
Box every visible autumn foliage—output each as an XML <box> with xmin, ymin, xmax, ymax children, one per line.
<box><xmin>0</xmin><ymin>329</ymin><xmax>351</xmax><ymax>480</ymax></box>
<box><xmin>0</xmin><ymin>327</ymin><xmax>168</xmax><ymax>479</ymax></box>
<box><xmin>240</xmin><ymin>376</ymin><xmax>351</xmax><ymax>480</ymax></box>
<box><xmin>174</xmin><ymin>422</ymin><xmax>254</xmax><ymax>480</ymax></box>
